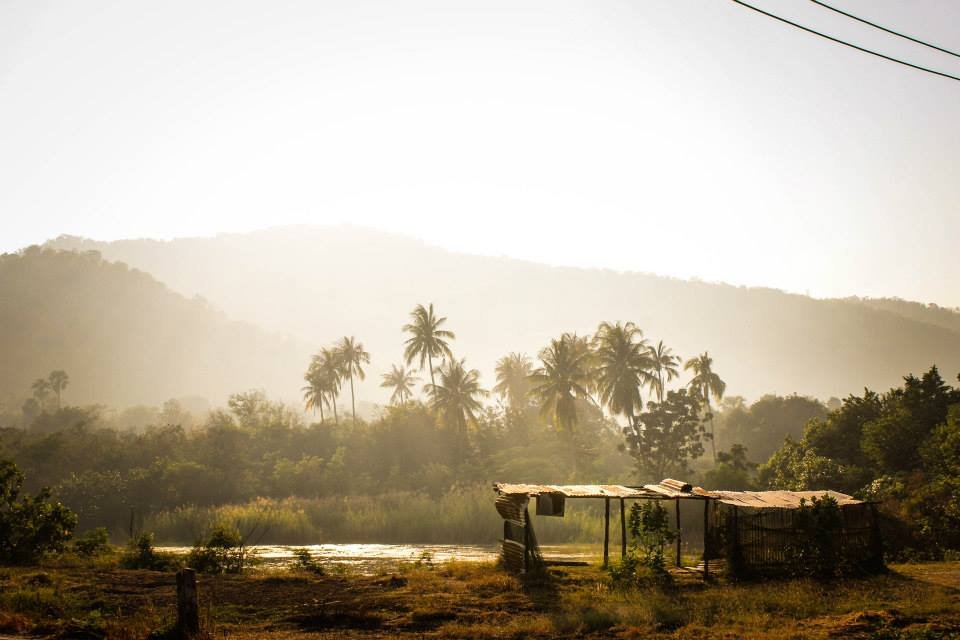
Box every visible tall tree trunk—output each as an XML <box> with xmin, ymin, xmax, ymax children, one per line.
<box><xmin>56</xmin><ymin>389</ymin><xmax>62</xmax><ymax>410</ymax></box>
<box><xmin>319</xmin><ymin>397</ymin><xmax>325</xmax><ymax>424</ymax></box>
<box><xmin>349</xmin><ymin>373</ymin><xmax>356</xmax><ymax>425</ymax></box>
<box><xmin>707</xmin><ymin>397</ymin><xmax>716</xmax><ymax>463</ymax></box>
<box><xmin>658</xmin><ymin>370</ymin><xmax>664</xmax><ymax>403</ymax></box>
<box><xmin>458</xmin><ymin>411</ymin><xmax>467</xmax><ymax>463</ymax></box>
<box><xmin>428</xmin><ymin>353</ymin><xmax>435</xmax><ymax>390</ymax></box>
<box><xmin>333</xmin><ymin>396</ymin><xmax>339</xmax><ymax>425</ymax></box>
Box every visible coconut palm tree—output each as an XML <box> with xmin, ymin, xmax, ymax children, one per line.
<box><xmin>337</xmin><ymin>336</ymin><xmax>370</xmax><ymax>425</ymax></box>
<box><xmin>592</xmin><ymin>321</ymin><xmax>651</xmax><ymax>427</ymax></box>
<box><xmin>648</xmin><ymin>341</ymin><xmax>680</xmax><ymax>403</ymax></box>
<box><xmin>528</xmin><ymin>334</ymin><xmax>594</xmax><ymax>434</ymax></box>
<box><xmin>315</xmin><ymin>347</ymin><xmax>343</xmax><ymax>424</ymax></box>
<box><xmin>685</xmin><ymin>351</ymin><xmax>726</xmax><ymax>463</ymax></box>
<box><xmin>31</xmin><ymin>378</ymin><xmax>51</xmax><ymax>412</ymax></box>
<box><xmin>403</xmin><ymin>303</ymin><xmax>455</xmax><ymax>390</ymax></box>
<box><xmin>302</xmin><ymin>360</ymin><xmax>326</xmax><ymax>423</ymax></box>
<box><xmin>381</xmin><ymin>365</ymin><xmax>419</xmax><ymax>406</ymax></box>
<box><xmin>425</xmin><ymin>358</ymin><xmax>486</xmax><ymax>457</ymax></box>
<box><xmin>47</xmin><ymin>370</ymin><xmax>69</xmax><ymax>409</ymax></box>
<box><xmin>493</xmin><ymin>352</ymin><xmax>533</xmax><ymax>409</ymax></box>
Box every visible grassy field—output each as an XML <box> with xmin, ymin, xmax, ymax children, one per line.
<box><xmin>1</xmin><ymin>557</ymin><xmax>960</xmax><ymax>639</ymax></box>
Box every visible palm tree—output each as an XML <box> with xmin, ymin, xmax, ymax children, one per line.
<box><xmin>685</xmin><ymin>351</ymin><xmax>726</xmax><ymax>463</ymax></box>
<box><xmin>302</xmin><ymin>360</ymin><xmax>326</xmax><ymax>423</ymax></box>
<box><xmin>648</xmin><ymin>341</ymin><xmax>680</xmax><ymax>403</ymax></box>
<box><xmin>528</xmin><ymin>334</ymin><xmax>594</xmax><ymax>434</ymax></box>
<box><xmin>337</xmin><ymin>336</ymin><xmax>370</xmax><ymax>425</ymax></box>
<box><xmin>403</xmin><ymin>303</ymin><xmax>455</xmax><ymax>390</ymax></box>
<box><xmin>316</xmin><ymin>347</ymin><xmax>343</xmax><ymax>424</ymax></box>
<box><xmin>31</xmin><ymin>378</ymin><xmax>51</xmax><ymax>412</ymax></box>
<box><xmin>493</xmin><ymin>352</ymin><xmax>533</xmax><ymax>409</ymax></box>
<box><xmin>592</xmin><ymin>321</ymin><xmax>651</xmax><ymax>427</ymax></box>
<box><xmin>425</xmin><ymin>358</ymin><xmax>486</xmax><ymax>457</ymax></box>
<box><xmin>47</xmin><ymin>370</ymin><xmax>69</xmax><ymax>409</ymax></box>
<box><xmin>381</xmin><ymin>364</ymin><xmax>419</xmax><ymax>406</ymax></box>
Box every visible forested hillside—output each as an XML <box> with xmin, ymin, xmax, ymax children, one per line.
<box><xmin>0</xmin><ymin>248</ymin><xmax>308</xmax><ymax>406</ymax></box>
<box><xmin>844</xmin><ymin>296</ymin><xmax>960</xmax><ymax>334</ymax></box>
<box><xmin>48</xmin><ymin>226</ymin><xmax>960</xmax><ymax>403</ymax></box>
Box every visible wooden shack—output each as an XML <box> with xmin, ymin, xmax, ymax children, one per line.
<box><xmin>493</xmin><ymin>479</ymin><xmax>882</xmax><ymax>577</ymax></box>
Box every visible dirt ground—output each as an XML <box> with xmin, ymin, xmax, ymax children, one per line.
<box><xmin>2</xmin><ymin>560</ymin><xmax>960</xmax><ymax>639</ymax></box>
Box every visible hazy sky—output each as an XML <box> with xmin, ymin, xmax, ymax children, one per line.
<box><xmin>2</xmin><ymin>1</ymin><xmax>959</xmax><ymax>306</ymax></box>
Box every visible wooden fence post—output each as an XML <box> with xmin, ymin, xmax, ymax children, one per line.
<box><xmin>176</xmin><ymin>568</ymin><xmax>200</xmax><ymax>637</ymax></box>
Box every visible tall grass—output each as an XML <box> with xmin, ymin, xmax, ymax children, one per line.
<box><xmin>143</xmin><ymin>485</ymin><xmax>609</xmax><ymax>545</ymax></box>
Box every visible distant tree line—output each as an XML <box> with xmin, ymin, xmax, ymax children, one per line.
<box><xmin>3</xmin><ymin>300</ymin><xmax>959</xmax><ymax>559</ymax></box>
<box><xmin>300</xmin><ymin>305</ymin><xmax>730</xmax><ymax>481</ymax></box>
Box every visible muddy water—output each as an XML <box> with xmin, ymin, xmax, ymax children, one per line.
<box><xmin>157</xmin><ymin>543</ymin><xmax>598</xmax><ymax>574</ymax></box>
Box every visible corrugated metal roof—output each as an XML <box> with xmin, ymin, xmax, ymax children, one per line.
<box><xmin>494</xmin><ymin>480</ymin><xmax>864</xmax><ymax>509</ymax></box>
<box><xmin>494</xmin><ymin>483</ymin><xmax>660</xmax><ymax>499</ymax></box>
<box><xmin>704</xmin><ymin>489</ymin><xmax>862</xmax><ymax>508</ymax></box>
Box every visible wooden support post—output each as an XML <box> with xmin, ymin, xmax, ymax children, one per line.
<box><xmin>523</xmin><ymin>508</ymin><xmax>530</xmax><ymax>574</ymax></box>
<box><xmin>619</xmin><ymin>499</ymin><xmax>627</xmax><ymax>559</ymax></box>
<box><xmin>675</xmin><ymin>497</ymin><xmax>682</xmax><ymax>567</ymax></box>
<box><xmin>603</xmin><ymin>497</ymin><xmax>610</xmax><ymax>568</ymax></box>
<box><xmin>869</xmin><ymin>503</ymin><xmax>883</xmax><ymax>570</ymax></box>
<box><xmin>731</xmin><ymin>505</ymin><xmax>740</xmax><ymax>578</ymax></box>
<box><xmin>702</xmin><ymin>499</ymin><xmax>710</xmax><ymax>580</ymax></box>
<box><xmin>176</xmin><ymin>568</ymin><xmax>200</xmax><ymax>637</ymax></box>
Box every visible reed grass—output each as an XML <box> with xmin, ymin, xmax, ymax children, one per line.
<box><xmin>142</xmin><ymin>485</ymin><xmax>610</xmax><ymax>545</ymax></box>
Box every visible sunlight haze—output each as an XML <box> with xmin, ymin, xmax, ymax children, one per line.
<box><xmin>2</xmin><ymin>0</ymin><xmax>958</xmax><ymax>305</ymax></box>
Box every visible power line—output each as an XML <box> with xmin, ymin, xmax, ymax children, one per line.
<box><xmin>730</xmin><ymin>0</ymin><xmax>960</xmax><ymax>83</ymax></box>
<box><xmin>809</xmin><ymin>0</ymin><xmax>960</xmax><ymax>60</ymax></box>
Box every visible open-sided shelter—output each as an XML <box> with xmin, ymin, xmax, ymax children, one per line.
<box><xmin>493</xmin><ymin>479</ymin><xmax>882</xmax><ymax>577</ymax></box>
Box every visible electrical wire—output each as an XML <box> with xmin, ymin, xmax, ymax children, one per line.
<box><xmin>809</xmin><ymin>0</ymin><xmax>960</xmax><ymax>60</ymax></box>
<box><xmin>730</xmin><ymin>0</ymin><xmax>960</xmax><ymax>83</ymax></box>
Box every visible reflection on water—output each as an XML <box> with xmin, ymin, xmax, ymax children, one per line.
<box><xmin>157</xmin><ymin>543</ymin><xmax>598</xmax><ymax>574</ymax></box>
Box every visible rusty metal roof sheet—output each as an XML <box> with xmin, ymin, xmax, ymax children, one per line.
<box><xmin>702</xmin><ymin>489</ymin><xmax>863</xmax><ymax>508</ymax></box>
<box><xmin>494</xmin><ymin>483</ymin><xmax>661</xmax><ymax>499</ymax></box>
<box><xmin>495</xmin><ymin>479</ymin><xmax>864</xmax><ymax>509</ymax></box>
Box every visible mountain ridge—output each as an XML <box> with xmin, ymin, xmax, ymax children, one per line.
<box><xmin>0</xmin><ymin>247</ymin><xmax>310</xmax><ymax>408</ymax></box>
<box><xmin>41</xmin><ymin>225</ymin><xmax>960</xmax><ymax>404</ymax></box>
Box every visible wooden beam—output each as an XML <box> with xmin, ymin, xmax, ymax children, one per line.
<box><xmin>620</xmin><ymin>498</ymin><xmax>627</xmax><ymax>558</ymax></box>
<box><xmin>675</xmin><ymin>497</ymin><xmax>682</xmax><ymax>567</ymax></box>
<box><xmin>603</xmin><ymin>497</ymin><xmax>610</xmax><ymax>568</ymax></box>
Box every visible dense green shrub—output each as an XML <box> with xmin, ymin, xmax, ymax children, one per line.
<box><xmin>120</xmin><ymin>532</ymin><xmax>179</xmax><ymax>571</ymax></box>
<box><xmin>73</xmin><ymin>527</ymin><xmax>111</xmax><ymax>557</ymax></box>
<box><xmin>0</xmin><ymin>459</ymin><xmax>77</xmax><ymax>564</ymax></box>
<box><xmin>759</xmin><ymin>367</ymin><xmax>960</xmax><ymax>558</ymax></box>
<box><xmin>290</xmin><ymin>548</ymin><xmax>325</xmax><ymax>574</ymax></box>
<box><xmin>784</xmin><ymin>496</ymin><xmax>850</xmax><ymax>579</ymax></box>
<box><xmin>186</xmin><ymin>524</ymin><xmax>250</xmax><ymax>574</ymax></box>
<box><xmin>609</xmin><ymin>501</ymin><xmax>676</xmax><ymax>586</ymax></box>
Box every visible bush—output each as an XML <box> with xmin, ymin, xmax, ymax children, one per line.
<box><xmin>290</xmin><ymin>548</ymin><xmax>324</xmax><ymax>574</ymax></box>
<box><xmin>609</xmin><ymin>501</ymin><xmax>676</xmax><ymax>586</ymax></box>
<box><xmin>120</xmin><ymin>532</ymin><xmax>179</xmax><ymax>571</ymax></box>
<box><xmin>186</xmin><ymin>524</ymin><xmax>250</xmax><ymax>574</ymax></box>
<box><xmin>785</xmin><ymin>495</ymin><xmax>850</xmax><ymax>579</ymax></box>
<box><xmin>0</xmin><ymin>459</ymin><xmax>77</xmax><ymax>564</ymax></box>
<box><xmin>73</xmin><ymin>527</ymin><xmax>111</xmax><ymax>557</ymax></box>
